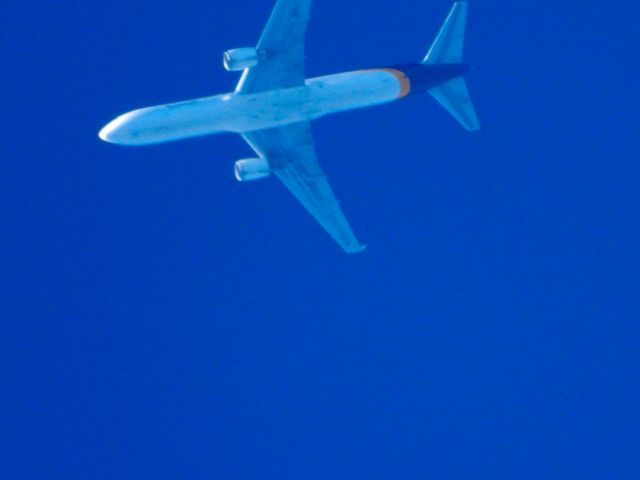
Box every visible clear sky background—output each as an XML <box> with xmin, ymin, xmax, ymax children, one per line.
<box><xmin>3</xmin><ymin>1</ymin><xmax>639</xmax><ymax>478</ymax></box>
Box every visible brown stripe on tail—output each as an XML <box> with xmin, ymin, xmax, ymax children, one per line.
<box><xmin>377</xmin><ymin>68</ymin><xmax>412</xmax><ymax>98</ymax></box>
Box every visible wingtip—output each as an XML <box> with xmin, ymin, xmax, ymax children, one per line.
<box><xmin>345</xmin><ymin>244</ymin><xmax>368</xmax><ymax>254</ymax></box>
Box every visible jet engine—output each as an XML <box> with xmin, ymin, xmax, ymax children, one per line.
<box><xmin>234</xmin><ymin>158</ymin><xmax>270</xmax><ymax>182</ymax></box>
<box><xmin>223</xmin><ymin>48</ymin><xmax>259</xmax><ymax>72</ymax></box>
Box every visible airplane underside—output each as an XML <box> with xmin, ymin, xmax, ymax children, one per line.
<box><xmin>99</xmin><ymin>0</ymin><xmax>479</xmax><ymax>253</ymax></box>
<box><xmin>102</xmin><ymin>69</ymin><xmax>412</xmax><ymax>145</ymax></box>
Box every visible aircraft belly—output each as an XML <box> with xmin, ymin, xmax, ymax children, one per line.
<box><xmin>224</xmin><ymin>88</ymin><xmax>312</xmax><ymax>132</ymax></box>
<box><xmin>228</xmin><ymin>70</ymin><xmax>406</xmax><ymax>131</ymax></box>
<box><xmin>306</xmin><ymin>70</ymin><xmax>406</xmax><ymax>118</ymax></box>
<box><xmin>99</xmin><ymin>95</ymin><xmax>233</xmax><ymax>145</ymax></box>
<box><xmin>99</xmin><ymin>70</ymin><xmax>407</xmax><ymax>145</ymax></box>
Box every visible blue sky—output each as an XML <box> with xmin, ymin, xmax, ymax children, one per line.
<box><xmin>3</xmin><ymin>1</ymin><xmax>639</xmax><ymax>478</ymax></box>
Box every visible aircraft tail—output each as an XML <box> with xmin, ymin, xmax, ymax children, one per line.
<box><xmin>422</xmin><ymin>2</ymin><xmax>480</xmax><ymax>131</ymax></box>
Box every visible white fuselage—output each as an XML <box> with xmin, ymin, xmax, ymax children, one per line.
<box><xmin>99</xmin><ymin>69</ymin><xmax>409</xmax><ymax>145</ymax></box>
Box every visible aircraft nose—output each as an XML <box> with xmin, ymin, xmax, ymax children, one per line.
<box><xmin>98</xmin><ymin>110</ymin><xmax>145</xmax><ymax>145</ymax></box>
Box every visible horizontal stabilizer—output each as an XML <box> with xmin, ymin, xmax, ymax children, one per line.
<box><xmin>423</xmin><ymin>2</ymin><xmax>468</xmax><ymax>65</ymax></box>
<box><xmin>429</xmin><ymin>76</ymin><xmax>480</xmax><ymax>131</ymax></box>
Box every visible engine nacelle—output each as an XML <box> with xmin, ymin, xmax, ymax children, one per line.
<box><xmin>234</xmin><ymin>158</ymin><xmax>270</xmax><ymax>182</ymax></box>
<box><xmin>223</xmin><ymin>47</ymin><xmax>259</xmax><ymax>72</ymax></box>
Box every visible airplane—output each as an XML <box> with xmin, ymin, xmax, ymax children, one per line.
<box><xmin>99</xmin><ymin>0</ymin><xmax>480</xmax><ymax>254</ymax></box>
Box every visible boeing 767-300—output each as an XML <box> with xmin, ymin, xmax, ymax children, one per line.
<box><xmin>99</xmin><ymin>1</ymin><xmax>480</xmax><ymax>253</ymax></box>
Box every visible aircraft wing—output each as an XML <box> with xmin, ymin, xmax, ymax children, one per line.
<box><xmin>242</xmin><ymin>123</ymin><xmax>366</xmax><ymax>254</ymax></box>
<box><xmin>235</xmin><ymin>0</ymin><xmax>311</xmax><ymax>94</ymax></box>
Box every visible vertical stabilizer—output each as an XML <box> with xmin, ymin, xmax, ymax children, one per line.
<box><xmin>423</xmin><ymin>2</ymin><xmax>468</xmax><ymax>64</ymax></box>
<box><xmin>421</xmin><ymin>2</ymin><xmax>479</xmax><ymax>131</ymax></box>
